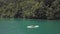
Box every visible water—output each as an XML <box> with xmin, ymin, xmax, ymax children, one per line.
<box><xmin>0</xmin><ymin>18</ymin><xmax>60</xmax><ymax>34</ymax></box>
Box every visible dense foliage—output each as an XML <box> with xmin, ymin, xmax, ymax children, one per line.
<box><xmin>0</xmin><ymin>0</ymin><xmax>60</xmax><ymax>19</ymax></box>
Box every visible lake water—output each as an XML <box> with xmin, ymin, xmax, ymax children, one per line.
<box><xmin>0</xmin><ymin>18</ymin><xmax>60</xmax><ymax>34</ymax></box>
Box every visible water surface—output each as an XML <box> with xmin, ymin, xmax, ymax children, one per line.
<box><xmin>0</xmin><ymin>18</ymin><xmax>60</xmax><ymax>34</ymax></box>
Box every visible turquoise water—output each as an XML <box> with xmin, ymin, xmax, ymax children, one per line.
<box><xmin>0</xmin><ymin>18</ymin><xmax>60</xmax><ymax>34</ymax></box>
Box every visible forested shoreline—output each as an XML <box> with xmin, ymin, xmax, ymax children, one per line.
<box><xmin>0</xmin><ymin>0</ymin><xmax>60</xmax><ymax>20</ymax></box>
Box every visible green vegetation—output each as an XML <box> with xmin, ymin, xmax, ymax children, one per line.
<box><xmin>0</xmin><ymin>0</ymin><xmax>60</xmax><ymax>19</ymax></box>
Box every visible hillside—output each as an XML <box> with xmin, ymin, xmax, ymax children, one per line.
<box><xmin>0</xmin><ymin>0</ymin><xmax>60</xmax><ymax>20</ymax></box>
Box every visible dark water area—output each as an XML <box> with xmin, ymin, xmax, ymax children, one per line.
<box><xmin>0</xmin><ymin>18</ymin><xmax>60</xmax><ymax>34</ymax></box>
